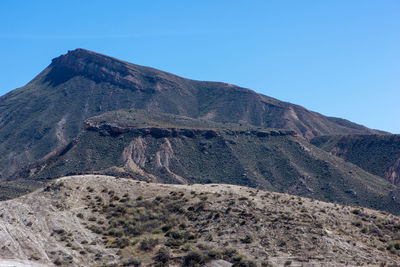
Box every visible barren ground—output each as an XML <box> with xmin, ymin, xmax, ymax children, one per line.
<box><xmin>0</xmin><ymin>175</ymin><xmax>399</xmax><ymax>266</ymax></box>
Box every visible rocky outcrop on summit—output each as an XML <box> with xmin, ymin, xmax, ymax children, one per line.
<box><xmin>38</xmin><ymin>48</ymin><xmax>384</xmax><ymax>140</ymax></box>
<box><xmin>45</xmin><ymin>49</ymin><xmax>177</xmax><ymax>91</ymax></box>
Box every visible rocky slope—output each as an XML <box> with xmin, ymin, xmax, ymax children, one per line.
<box><xmin>1</xmin><ymin>175</ymin><xmax>400</xmax><ymax>266</ymax></box>
<box><xmin>0</xmin><ymin>49</ymin><xmax>384</xmax><ymax>181</ymax></box>
<box><xmin>311</xmin><ymin>134</ymin><xmax>400</xmax><ymax>186</ymax></box>
<box><xmin>17</xmin><ymin>109</ymin><xmax>400</xmax><ymax>215</ymax></box>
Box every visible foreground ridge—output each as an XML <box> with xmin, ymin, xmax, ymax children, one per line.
<box><xmin>0</xmin><ymin>175</ymin><xmax>399</xmax><ymax>266</ymax></box>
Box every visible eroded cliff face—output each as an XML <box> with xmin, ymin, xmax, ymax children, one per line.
<box><xmin>15</xmin><ymin>119</ymin><xmax>400</xmax><ymax>215</ymax></box>
<box><xmin>83</xmin><ymin>120</ymin><xmax>297</xmax><ymax>139</ymax></box>
<box><xmin>311</xmin><ymin>134</ymin><xmax>400</xmax><ymax>187</ymax></box>
<box><xmin>386</xmin><ymin>158</ymin><xmax>400</xmax><ymax>186</ymax></box>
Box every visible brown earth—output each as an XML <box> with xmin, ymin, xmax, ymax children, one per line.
<box><xmin>0</xmin><ymin>175</ymin><xmax>399</xmax><ymax>266</ymax></box>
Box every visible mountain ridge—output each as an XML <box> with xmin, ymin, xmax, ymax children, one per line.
<box><xmin>0</xmin><ymin>48</ymin><xmax>388</xmax><ymax>194</ymax></box>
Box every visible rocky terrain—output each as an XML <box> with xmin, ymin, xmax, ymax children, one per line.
<box><xmin>1</xmin><ymin>48</ymin><xmax>399</xmax><ymax>267</ymax></box>
<box><xmin>0</xmin><ymin>49</ymin><xmax>384</xmax><ymax>183</ymax></box>
<box><xmin>1</xmin><ymin>175</ymin><xmax>400</xmax><ymax>266</ymax></box>
<box><xmin>16</xmin><ymin>109</ymin><xmax>400</xmax><ymax>215</ymax></box>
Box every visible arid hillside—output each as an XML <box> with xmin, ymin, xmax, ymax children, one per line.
<box><xmin>1</xmin><ymin>175</ymin><xmax>399</xmax><ymax>266</ymax></box>
<box><xmin>18</xmin><ymin>109</ymin><xmax>400</xmax><ymax>215</ymax></box>
<box><xmin>312</xmin><ymin>134</ymin><xmax>400</xmax><ymax>186</ymax></box>
<box><xmin>0</xmin><ymin>49</ymin><xmax>384</xmax><ymax>182</ymax></box>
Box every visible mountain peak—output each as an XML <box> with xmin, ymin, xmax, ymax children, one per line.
<box><xmin>65</xmin><ymin>48</ymin><xmax>97</xmax><ymax>56</ymax></box>
<box><xmin>45</xmin><ymin>48</ymin><xmax>137</xmax><ymax>87</ymax></box>
<box><xmin>51</xmin><ymin>48</ymin><xmax>124</xmax><ymax>68</ymax></box>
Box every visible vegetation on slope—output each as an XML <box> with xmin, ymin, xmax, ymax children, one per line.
<box><xmin>87</xmin><ymin>108</ymin><xmax>262</xmax><ymax>130</ymax></box>
<box><xmin>1</xmin><ymin>175</ymin><xmax>400</xmax><ymax>266</ymax></box>
<box><xmin>18</xmin><ymin>109</ymin><xmax>400</xmax><ymax>215</ymax></box>
<box><xmin>311</xmin><ymin>134</ymin><xmax>400</xmax><ymax>186</ymax></box>
<box><xmin>0</xmin><ymin>48</ymin><xmax>383</xmax><ymax>182</ymax></box>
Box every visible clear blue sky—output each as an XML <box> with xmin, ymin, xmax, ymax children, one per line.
<box><xmin>1</xmin><ymin>0</ymin><xmax>399</xmax><ymax>133</ymax></box>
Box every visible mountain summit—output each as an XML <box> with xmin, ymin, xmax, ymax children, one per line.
<box><xmin>40</xmin><ymin>48</ymin><xmax>385</xmax><ymax>138</ymax></box>
<box><xmin>0</xmin><ymin>49</ymin><xmax>384</xmax><ymax>183</ymax></box>
<box><xmin>45</xmin><ymin>48</ymin><xmax>159</xmax><ymax>89</ymax></box>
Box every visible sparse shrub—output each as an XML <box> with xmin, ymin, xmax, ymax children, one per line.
<box><xmin>234</xmin><ymin>260</ymin><xmax>257</xmax><ymax>267</ymax></box>
<box><xmin>109</xmin><ymin>237</ymin><xmax>130</xmax><ymax>248</ymax></box>
<box><xmin>241</xmin><ymin>233</ymin><xmax>253</xmax><ymax>244</ymax></box>
<box><xmin>207</xmin><ymin>249</ymin><xmax>222</xmax><ymax>259</ymax></box>
<box><xmin>199</xmin><ymin>195</ymin><xmax>208</xmax><ymax>201</ymax></box>
<box><xmin>53</xmin><ymin>229</ymin><xmax>66</xmax><ymax>235</ymax></box>
<box><xmin>184</xmin><ymin>231</ymin><xmax>197</xmax><ymax>240</ymax></box>
<box><xmin>262</xmin><ymin>261</ymin><xmax>274</xmax><ymax>267</ymax></box>
<box><xmin>29</xmin><ymin>254</ymin><xmax>41</xmax><ymax>261</ymax></box>
<box><xmin>165</xmin><ymin>238</ymin><xmax>184</xmax><ymax>248</ymax></box>
<box><xmin>122</xmin><ymin>257</ymin><xmax>141</xmax><ymax>266</ymax></box>
<box><xmin>139</xmin><ymin>238</ymin><xmax>159</xmax><ymax>251</ymax></box>
<box><xmin>387</xmin><ymin>241</ymin><xmax>400</xmax><ymax>251</ymax></box>
<box><xmin>76</xmin><ymin>213</ymin><xmax>84</xmax><ymax>219</ymax></box>
<box><xmin>352</xmin><ymin>209</ymin><xmax>361</xmax><ymax>215</ymax></box>
<box><xmin>361</xmin><ymin>225</ymin><xmax>368</xmax><ymax>233</ymax></box>
<box><xmin>88</xmin><ymin>225</ymin><xmax>104</xmax><ymax>234</ymax></box>
<box><xmin>53</xmin><ymin>258</ymin><xmax>63</xmax><ymax>266</ymax></box>
<box><xmin>222</xmin><ymin>248</ymin><xmax>237</xmax><ymax>260</ymax></box>
<box><xmin>183</xmin><ymin>251</ymin><xmax>205</xmax><ymax>266</ymax></box>
<box><xmin>110</xmin><ymin>195</ymin><xmax>120</xmax><ymax>202</ymax></box>
<box><xmin>166</xmin><ymin>230</ymin><xmax>183</xmax><ymax>240</ymax></box>
<box><xmin>154</xmin><ymin>247</ymin><xmax>170</xmax><ymax>265</ymax></box>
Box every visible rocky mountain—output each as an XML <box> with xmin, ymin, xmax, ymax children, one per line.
<box><xmin>1</xmin><ymin>175</ymin><xmax>400</xmax><ymax>266</ymax></box>
<box><xmin>17</xmin><ymin>109</ymin><xmax>400</xmax><ymax>215</ymax></box>
<box><xmin>311</xmin><ymin>134</ymin><xmax>400</xmax><ymax>186</ymax></box>
<box><xmin>0</xmin><ymin>49</ymin><xmax>384</xmax><ymax>183</ymax></box>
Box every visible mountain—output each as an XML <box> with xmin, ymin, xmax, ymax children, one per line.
<box><xmin>16</xmin><ymin>109</ymin><xmax>400</xmax><ymax>215</ymax></box>
<box><xmin>1</xmin><ymin>175</ymin><xmax>399</xmax><ymax>266</ymax></box>
<box><xmin>311</xmin><ymin>134</ymin><xmax>400</xmax><ymax>186</ymax></box>
<box><xmin>0</xmin><ymin>49</ymin><xmax>384</xmax><ymax>182</ymax></box>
